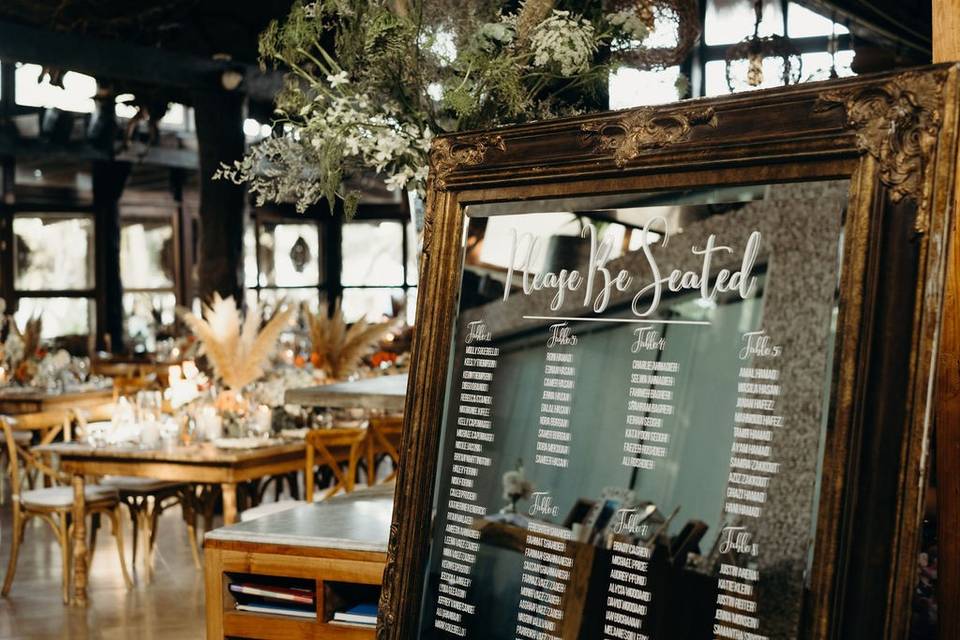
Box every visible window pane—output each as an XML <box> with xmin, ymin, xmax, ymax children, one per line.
<box><xmin>14</xmin><ymin>215</ymin><xmax>94</xmax><ymax>290</ymax></box>
<box><xmin>15</xmin><ymin>297</ymin><xmax>93</xmax><ymax>339</ymax></box>
<box><xmin>705</xmin><ymin>59</ymin><xmax>730</xmax><ymax>96</ymax></box>
<box><xmin>726</xmin><ymin>55</ymin><xmax>802</xmax><ymax>92</ymax></box>
<box><xmin>244</xmin><ymin>223</ymin><xmax>259</xmax><ymax>288</ymax></box>
<box><xmin>256</xmin><ymin>287</ymin><xmax>321</xmax><ymax>313</ymax></box>
<box><xmin>406</xmin><ymin>222</ymin><xmax>419</xmax><ymax>286</ymax></box>
<box><xmin>258</xmin><ymin>221</ymin><xmax>320</xmax><ymax>287</ymax></box>
<box><xmin>406</xmin><ymin>287</ymin><xmax>418</xmax><ymax>325</ymax></box>
<box><xmin>244</xmin><ymin>288</ymin><xmax>260</xmax><ymax>314</ymax></box>
<box><xmin>342</xmin><ymin>221</ymin><xmax>404</xmax><ymax>286</ymax></box>
<box><xmin>121</xmin><ymin>221</ymin><xmax>175</xmax><ymax>289</ymax></box>
<box><xmin>478</xmin><ymin>213</ymin><xmax>582</xmax><ymax>270</ymax></box>
<box><xmin>710</xmin><ymin>55</ymin><xmax>806</xmax><ymax>95</ymax></box>
<box><xmin>609</xmin><ymin>66</ymin><xmax>682</xmax><ymax>109</ymax></box>
<box><xmin>342</xmin><ymin>288</ymin><xmax>406</xmax><ymax>322</ymax></box>
<box><xmin>159</xmin><ymin>103</ymin><xmax>189</xmax><ymax>130</ymax></box>
<box><xmin>787</xmin><ymin>2</ymin><xmax>849</xmax><ymax>38</ymax></box>
<box><xmin>705</xmin><ymin>0</ymin><xmax>783</xmax><ymax>45</ymax></box>
<box><xmin>123</xmin><ymin>292</ymin><xmax>176</xmax><ymax>353</ymax></box>
<box><xmin>801</xmin><ymin>50</ymin><xmax>855</xmax><ymax>82</ymax></box>
<box><xmin>15</xmin><ymin>63</ymin><xmax>96</xmax><ymax>113</ymax></box>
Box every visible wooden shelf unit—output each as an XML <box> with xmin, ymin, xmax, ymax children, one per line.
<box><xmin>204</xmin><ymin>486</ymin><xmax>393</xmax><ymax>639</ymax></box>
<box><xmin>206</xmin><ymin>538</ymin><xmax>385</xmax><ymax>639</ymax></box>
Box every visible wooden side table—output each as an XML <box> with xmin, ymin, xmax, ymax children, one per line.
<box><xmin>204</xmin><ymin>484</ymin><xmax>393</xmax><ymax>639</ymax></box>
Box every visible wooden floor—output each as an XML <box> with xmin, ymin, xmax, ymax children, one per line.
<box><xmin>0</xmin><ymin>499</ymin><xmax>207</xmax><ymax>640</ymax></box>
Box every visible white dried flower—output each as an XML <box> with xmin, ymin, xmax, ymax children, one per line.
<box><xmin>477</xmin><ymin>21</ymin><xmax>516</xmax><ymax>51</ymax></box>
<box><xmin>607</xmin><ymin>8</ymin><xmax>651</xmax><ymax>42</ymax></box>
<box><xmin>529</xmin><ymin>10</ymin><xmax>597</xmax><ymax>77</ymax></box>
<box><xmin>675</xmin><ymin>72</ymin><xmax>691</xmax><ymax>99</ymax></box>
<box><xmin>326</xmin><ymin>71</ymin><xmax>349</xmax><ymax>88</ymax></box>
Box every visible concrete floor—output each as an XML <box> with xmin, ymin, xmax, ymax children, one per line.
<box><xmin>0</xmin><ymin>499</ymin><xmax>207</xmax><ymax>640</ymax></box>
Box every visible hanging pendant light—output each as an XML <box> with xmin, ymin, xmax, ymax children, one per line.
<box><xmin>289</xmin><ymin>235</ymin><xmax>311</xmax><ymax>273</ymax></box>
<box><xmin>725</xmin><ymin>0</ymin><xmax>801</xmax><ymax>92</ymax></box>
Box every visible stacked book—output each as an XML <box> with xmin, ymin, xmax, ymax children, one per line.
<box><xmin>332</xmin><ymin>603</ymin><xmax>378</xmax><ymax>627</ymax></box>
<box><xmin>230</xmin><ymin>582</ymin><xmax>316</xmax><ymax>619</ymax></box>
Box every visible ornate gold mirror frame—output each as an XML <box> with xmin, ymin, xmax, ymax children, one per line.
<box><xmin>379</xmin><ymin>64</ymin><xmax>960</xmax><ymax>640</ymax></box>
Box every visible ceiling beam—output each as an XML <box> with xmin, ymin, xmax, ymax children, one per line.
<box><xmin>0</xmin><ymin>19</ymin><xmax>283</xmax><ymax>102</ymax></box>
<box><xmin>797</xmin><ymin>0</ymin><xmax>931</xmax><ymax>57</ymax></box>
<box><xmin>0</xmin><ymin>134</ymin><xmax>198</xmax><ymax>170</ymax></box>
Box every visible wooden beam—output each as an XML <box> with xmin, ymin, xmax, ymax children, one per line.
<box><xmin>933</xmin><ymin>2</ymin><xmax>960</xmax><ymax>639</ymax></box>
<box><xmin>800</xmin><ymin>0</ymin><xmax>931</xmax><ymax>55</ymax></box>
<box><xmin>0</xmin><ymin>136</ymin><xmax>199</xmax><ymax>170</ymax></box>
<box><xmin>0</xmin><ymin>20</ymin><xmax>282</xmax><ymax>102</ymax></box>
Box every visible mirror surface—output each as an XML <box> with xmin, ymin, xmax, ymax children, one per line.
<box><xmin>417</xmin><ymin>180</ymin><xmax>848</xmax><ymax>640</ymax></box>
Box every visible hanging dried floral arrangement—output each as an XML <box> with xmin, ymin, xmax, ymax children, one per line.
<box><xmin>215</xmin><ymin>0</ymin><xmax>701</xmax><ymax>217</ymax></box>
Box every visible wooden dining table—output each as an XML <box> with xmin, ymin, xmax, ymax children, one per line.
<box><xmin>0</xmin><ymin>387</ymin><xmax>113</xmax><ymax>416</ymax></box>
<box><xmin>36</xmin><ymin>440</ymin><xmax>306</xmax><ymax>605</ymax></box>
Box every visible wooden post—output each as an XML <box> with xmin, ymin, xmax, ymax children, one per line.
<box><xmin>933</xmin><ymin>2</ymin><xmax>960</xmax><ymax>639</ymax></box>
<box><xmin>1</xmin><ymin>63</ymin><xmax>16</xmax><ymax>312</ymax></box>
<box><xmin>92</xmin><ymin>159</ymin><xmax>130</xmax><ymax>354</ymax></box>
<box><xmin>170</xmin><ymin>168</ymin><xmax>194</xmax><ymax>307</ymax></box>
<box><xmin>194</xmin><ymin>90</ymin><xmax>245</xmax><ymax>305</ymax></box>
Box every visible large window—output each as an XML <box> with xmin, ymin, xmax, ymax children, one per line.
<box><xmin>243</xmin><ymin>209</ymin><xmax>418</xmax><ymax>324</ymax></box>
<box><xmin>609</xmin><ymin>0</ymin><xmax>855</xmax><ymax>107</ymax></box>
<box><xmin>245</xmin><ymin>211</ymin><xmax>324</xmax><ymax>312</ymax></box>
<box><xmin>341</xmin><ymin>219</ymin><xmax>417</xmax><ymax>323</ymax></box>
<box><xmin>12</xmin><ymin>212</ymin><xmax>96</xmax><ymax>339</ymax></box>
<box><xmin>120</xmin><ymin>214</ymin><xmax>177</xmax><ymax>352</ymax></box>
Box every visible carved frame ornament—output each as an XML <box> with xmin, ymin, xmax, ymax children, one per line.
<box><xmin>816</xmin><ymin>70</ymin><xmax>947</xmax><ymax>234</ymax></box>
<box><xmin>581</xmin><ymin>106</ymin><xmax>717</xmax><ymax>165</ymax></box>
<box><xmin>428</xmin><ymin>134</ymin><xmax>506</xmax><ymax>192</ymax></box>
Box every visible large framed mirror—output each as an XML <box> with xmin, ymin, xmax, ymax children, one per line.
<box><xmin>379</xmin><ymin>65</ymin><xmax>960</xmax><ymax>640</ymax></box>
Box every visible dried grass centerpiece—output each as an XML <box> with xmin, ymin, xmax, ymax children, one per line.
<box><xmin>178</xmin><ymin>294</ymin><xmax>295</xmax><ymax>391</ymax></box>
<box><xmin>306</xmin><ymin>300</ymin><xmax>397</xmax><ymax>381</ymax></box>
<box><xmin>1</xmin><ymin>312</ymin><xmax>44</xmax><ymax>385</ymax></box>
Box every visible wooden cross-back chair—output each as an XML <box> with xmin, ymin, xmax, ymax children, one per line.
<box><xmin>72</xmin><ymin>405</ymin><xmax>201</xmax><ymax>576</ymax></box>
<box><xmin>238</xmin><ymin>426</ymin><xmax>369</xmax><ymax>522</ymax></box>
<box><xmin>0</xmin><ymin>412</ymin><xmax>132</xmax><ymax>604</ymax></box>
<box><xmin>0</xmin><ymin>410</ymin><xmax>71</xmax><ymax>504</ymax></box>
<box><xmin>305</xmin><ymin>426</ymin><xmax>369</xmax><ymax>502</ymax></box>
<box><xmin>0</xmin><ymin>422</ymin><xmax>33</xmax><ymax>505</ymax></box>
<box><xmin>365</xmin><ymin>414</ymin><xmax>403</xmax><ymax>485</ymax></box>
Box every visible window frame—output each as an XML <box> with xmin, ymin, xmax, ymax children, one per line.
<box><xmin>690</xmin><ymin>0</ymin><xmax>854</xmax><ymax>99</ymax></box>
<box><xmin>340</xmin><ymin>216</ymin><xmax>416</xmax><ymax>321</ymax></box>
<box><xmin>245</xmin><ymin>206</ymin><xmax>328</xmax><ymax>310</ymax></box>
<box><xmin>5</xmin><ymin>204</ymin><xmax>98</xmax><ymax>339</ymax></box>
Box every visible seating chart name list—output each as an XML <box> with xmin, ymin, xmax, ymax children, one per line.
<box><xmin>434</xmin><ymin>320</ymin><xmax>500</xmax><ymax>637</ymax></box>
<box><xmin>713</xmin><ymin>329</ymin><xmax>783</xmax><ymax>640</ymax></box>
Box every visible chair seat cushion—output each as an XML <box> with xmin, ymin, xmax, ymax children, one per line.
<box><xmin>99</xmin><ymin>476</ymin><xmax>182</xmax><ymax>493</ymax></box>
<box><xmin>20</xmin><ymin>485</ymin><xmax>118</xmax><ymax>509</ymax></box>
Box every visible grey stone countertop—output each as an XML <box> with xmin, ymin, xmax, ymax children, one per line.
<box><xmin>204</xmin><ymin>483</ymin><xmax>395</xmax><ymax>553</ymax></box>
<box><xmin>284</xmin><ymin>373</ymin><xmax>407</xmax><ymax>411</ymax></box>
